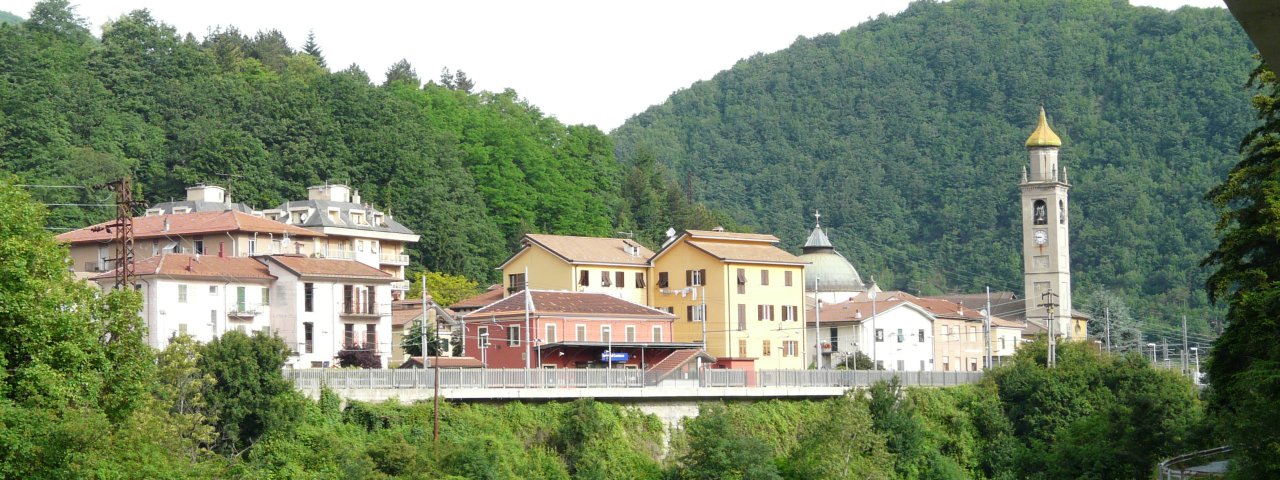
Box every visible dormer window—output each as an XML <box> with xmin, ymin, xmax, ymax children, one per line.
<box><xmin>173</xmin><ymin>207</ymin><xmax>191</xmax><ymax>214</ymax></box>
<box><xmin>328</xmin><ymin>208</ymin><xmax>341</xmax><ymax>224</ymax></box>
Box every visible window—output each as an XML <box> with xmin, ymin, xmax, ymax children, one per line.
<box><xmin>366</xmin><ymin>324</ymin><xmax>376</xmax><ymax>349</ymax></box>
<box><xmin>248</xmin><ymin>238</ymin><xmax>257</xmax><ymax>255</ymax></box>
<box><xmin>737</xmin><ymin>304</ymin><xmax>747</xmax><ymax>331</ymax></box>
<box><xmin>635</xmin><ymin>272</ymin><xmax>646</xmax><ymax>288</ymax></box>
<box><xmin>625</xmin><ymin>326</ymin><xmax>636</xmax><ymax>342</ymax></box>
<box><xmin>366</xmin><ymin>285</ymin><xmax>377</xmax><ymax>314</ymax></box>
<box><xmin>343</xmin><ymin>285</ymin><xmax>355</xmax><ymax>313</ymax></box>
<box><xmin>601</xmin><ymin>271</ymin><xmax>612</xmax><ymax>287</ymax></box>
<box><xmin>194</xmin><ymin>240</ymin><xmax>204</xmax><ymax>255</ymax></box>
<box><xmin>178</xmin><ymin>284</ymin><xmax>188</xmax><ymax>303</ymax></box>
<box><xmin>178</xmin><ymin>323</ymin><xmax>187</xmax><ymax>334</ymax></box>
<box><xmin>918</xmin><ymin>329</ymin><xmax>925</xmax><ymax>342</ymax></box>
<box><xmin>760</xmin><ymin>269</ymin><xmax>769</xmax><ymax>286</ymax></box>
<box><xmin>344</xmin><ymin>323</ymin><xmax>355</xmax><ymax>347</ymax></box>
<box><xmin>1059</xmin><ymin>199</ymin><xmax>1067</xmax><ymax>224</ymax></box>
<box><xmin>738</xmin><ymin>339</ymin><xmax>747</xmax><ymax>357</ymax></box>
<box><xmin>262</xmin><ymin>287</ymin><xmax>270</xmax><ymax>306</ymax></box>
<box><xmin>875</xmin><ymin>329</ymin><xmax>884</xmax><ymax>342</ymax></box>
<box><xmin>209</xmin><ymin>285</ymin><xmax>218</xmax><ymax>295</ymax></box>
<box><xmin>784</xmin><ymin>270</ymin><xmax>793</xmax><ymax>287</ymax></box>
<box><xmin>210</xmin><ymin>310</ymin><xmax>216</xmax><ymax>335</ymax></box>
<box><xmin>969</xmin><ymin>326</ymin><xmax>977</xmax><ymax>342</ymax></box>
<box><xmin>615</xmin><ymin>271</ymin><xmax>624</xmax><ymax>288</ymax></box>
<box><xmin>579</xmin><ymin>270</ymin><xmax>590</xmax><ymax>287</ymax></box>
<box><xmin>236</xmin><ymin>286</ymin><xmax>246</xmax><ymax>311</ymax></box>
<box><xmin>783</xmin><ymin>340</ymin><xmax>798</xmax><ymax>357</ymax></box>
<box><xmin>944</xmin><ymin>356</ymin><xmax>951</xmax><ymax>371</ymax></box>
<box><xmin>1033</xmin><ymin>199</ymin><xmax>1047</xmax><ymax>225</ymax></box>
<box><xmin>600</xmin><ymin>325</ymin><xmax>611</xmax><ymax>342</ymax></box>
<box><xmin>781</xmin><ymin>305</ymin><xmax>797</xmax><ymax>322</ymax></box>
<box><xmin>758</xmin><ymin>305</ymin><xmax>774</xmax><ymax>321</ymax></box>
<box><xmin>546</xmin><ymin>324</ymin><xmax>557</xmax><ymax>344</ymax></box>
<box><xmin>686</xmin><ymin>269</ymin><xmax>705</xmax><ymax>287</ymax></box>
<box><xmin>763</xmin><ymin>340</ymin><xmax>772</xmax><ymax>356</ymax></box>
<box><xmin>999</xmin><ymin>337</ymin><xmax>1006</xmax><ymax>350</ymax></box>
<box><xmin>658</xmin><ymin>272</ymin><xmax>669</xmax><ymax>288</ymax></box>
<box><xmin>652</xmin><ymin>326</ymin><xmax>662</xmax><ymax>342</ymax></box>
<box><xmin>478</xmin><ymin>326</ymin><xmax>489</xmax><ymax>347</ymax></box>
<box><xmin>508</xmin><ymin>273</ymin><xmax>526</xmax><ymax>293</ymax></box>
<box><xmin>508</xmin><ymin>325</ymin><xmax>521</xmax><ymax>347</ymax></box>
<box><xmin>687</xmin><ymin>305</ymin><xmax>705</xmax><ymax>322</ymax></box>
<box><xmin>897</xmin><ymin>329</ymin><xmax>904</xmax><ymax>343</ymax></box>
<box><xmin>829</xmin><ymin>327</ymin><xmax>839</xmax><ymax>351</ymax></box>
<box><xmin>576</xmin><ymin>325</ymin><xmax>586</xmax><ymax>342</ymax></box>
<box><xmin>737</xmin><ymin>268</ymin><xmax>747</xmax><ymax>294</ymax></box>
<box><xmin>304</xmin><ymin>283</ymin><xmax>315</xmax><ymax>312</ymax></box>
<box><xmin>304</xmin><ymin>322</ymin><xmax>314</xmax><ymax>353</ymax></box>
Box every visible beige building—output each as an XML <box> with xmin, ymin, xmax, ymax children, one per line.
<box><xmin>498</xmin><ymin>234</ymin><xmax>654</xmax><ymax>305</ymax></box>
<box><xmin>650</xmin><ymin>229</ymin><xmax>808</xmax><ymax>369</ymax></box>
<box><xmin>266</xmin><ymin>184</ymin><xmax>419</xmax><ymax>292</ymax></box>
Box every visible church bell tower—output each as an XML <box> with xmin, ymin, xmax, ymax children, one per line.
<box><xmin>1021</xmin><ymin>107</ymin><xmax>1075</xmax><ymax>339</ymax></box>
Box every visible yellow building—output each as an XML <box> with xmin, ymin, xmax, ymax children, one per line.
<box><xmin>498</xmin><ymin>234</ymin><xmax>654</xmax><ymax>305</ymax></box>
<box><xmin>649</xmin><ymin>229</ymin><xmax>808</xmax><ymax>369</ymax></box>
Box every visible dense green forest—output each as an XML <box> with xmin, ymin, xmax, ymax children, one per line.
<box><xmin>612</xmin><ymin>0</ymin><xmax>1257</xmax><ymax>336</ymax></box>
<box><xmin>0</xmin><ymin>178</ymin><xmax>1210</xmax><ymax>477</ymax></box>
<box><xmin>0</xmin><ymin>1</ymin><xmax>719</xmax><ymax>282</ymax></box>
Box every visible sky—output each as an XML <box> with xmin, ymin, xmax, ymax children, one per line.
<box><xmin>3</xmin><ymin>0</ymin><xmax>1227</xmax><ymax>131</ymax></box>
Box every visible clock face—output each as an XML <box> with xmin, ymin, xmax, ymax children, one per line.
<box><xmin>1034</xmin><ymin>230</ymin><xmax>1048</xmax><ymax>245</ymax></box>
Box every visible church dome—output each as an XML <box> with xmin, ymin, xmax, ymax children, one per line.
<box><xmin>799</xmin><ymin>223</ymin><xmax>865</xmax><ymax>293</ymax></box>
<box><xmin>1025</xmin><ymin>106</ymin><xmax>1061</xmax><ymax>148</ymax></box>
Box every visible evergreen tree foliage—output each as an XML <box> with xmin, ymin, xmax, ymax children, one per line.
<box><xmin>1202</xmin><ymin>60</ymin><xmax>1280</xmax><ymax>477</ymax></box>
<box><xmin>198</xmin><ymin>330</ymin><xmax>302</xmax><ymax>454</ymax></box>
<box><xmin>301</xmin><ymin>30</ymin><xmax>326</xmax><ymax>68</ymax></box>
<box><xmin>612</xmin><ymin>0</ymin><xmax>1255</xmax><ymax>333</ymax></box>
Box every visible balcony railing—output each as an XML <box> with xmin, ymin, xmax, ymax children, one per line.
<box><xmin>228</xmin><ymin>303</ymin><xmax>265</xmax><ymax>318</ymax></box>
<box><xmin>340</xmin><ymin>306</ymin><xmax>382</xmax><ymax>317</ymax></box>
<box><xmin>85</xmin><ymin>260</ymin><xmax>117</xmax><ymax>272</ymax></box>
<box><xmin>379</xmin><ymin>253</ymin><xmax>410</xmax><ymax>265</ymax></box>
<box><xmin>319</xmin><ymin>248</ymin><xmax>356</xmax><ymax>260</ymax></box>
<box><xmin>390</xmin><ymin>280</ymin><xmax>410</xmax><ymax>291</ymax></box>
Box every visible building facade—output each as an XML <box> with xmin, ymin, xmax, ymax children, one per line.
<box><xmin>1021</xmin><ymin>108</ymin><xmax>1082</xmax><ymax>339</ymax></box>
<box><xmin>499</xmin><ymin>234</ymin><xmax>654</xmax><ymax>306</ymax></box>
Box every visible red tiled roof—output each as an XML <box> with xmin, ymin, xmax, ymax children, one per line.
<box><xmin>392</xmin><ymin>307</ymin><xmax>422</xmax><ymax>327</ymax></box>
<box><xmin>806</xmin><ymin>291</ymin><xmax>1005</xmax><ymax>324</ymax></box>
<box><xmin>265</xmin><ymin>255</ymin><xmax>395</xmax><ymax>280</ymax></box>
<box><xmin>686</xmin><ymin>241</ymin><xmax>806</xmax><ymax>265</ymax></box>
<box><xmin>449</xmin><ymin>284</ymin><xmax>504</xmax><ymax>310</ymax></box>
<box><xmin>91</xmin><ymin>253</ymin><xmax>274</xmax><ymax>281</ymax></box>
<box><xmin>685</xmin><ymin>229</ymin><xmax>780</xmax><ymax>243</ymax></box>
<box><xmin>56</xmin><ymin>210</ymin><xmax>322</xmax><ymax>244</ymax></box>
<box><xmin>465</xmin><ymin>290</ymin><xmax>675</xmax><ymax>319</ymax></box>
<box><xmin>505</xmin><ymin>234</ymin><xmax>654</xmax><ymax>266</ymax></box>
<box><xmin>400</xmin><ymin>356</ymin><xmax>485</xmax><ymax>368</ymax></box>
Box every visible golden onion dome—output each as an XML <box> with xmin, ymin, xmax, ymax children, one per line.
<box><xmin>1025</xmin><ymin>107</ymin><xmax>1062</xmax><ymax>148</ymax></box>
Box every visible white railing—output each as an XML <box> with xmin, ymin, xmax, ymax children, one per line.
<box><xmin>390</xmin><ymin>280</ymin><xmax>410</xmax><ymax>291</ymax></box>
<box><xmin>284</xmin><ymin>368</ymin><xmax>984</xmax><ymax>390</ymax></box>
<box><xmin>320</xmin><ymin>248</ymin><xmax>356</xmax><ymax>260</ymax></box>
<box><xmin>285</xmin><ymin>368</ymin><xmax>645</xmax><ymax>389</ymax></box>
<box><xmin>227</xmin><ymin>303</ymin><xmax>266</xmax><ymax>317</ymax></box>
<box><xmin>380</xmin><ymin>253</ymin><xmax>410</xmax><ymax>265</ymax></box>
<box><xmin>757</xmin><ymin>369</ymin><xmax>984</xmax><ymax>387</ymax></box>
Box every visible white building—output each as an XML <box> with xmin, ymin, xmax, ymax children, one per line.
<box><xmin>93</xmin><ymin>253</ymin><xmax>277</xmax><ymax>350</ymax></box>
<box><xmin>261</xmin><ymin>255</ymin><xmax>397</xmax><ymax>368</ymax></box>
<box><xmin>809</xmin><ymin>293</ymin><xmax>936</xmax><ymax>372</ymax></box>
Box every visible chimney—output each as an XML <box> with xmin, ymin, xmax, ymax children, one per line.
<box><xmin>163</xmin><ymin>218</ymin><xmax>170</xmax><ymax>232</ymax></box>
<box><xmin>712</xmin><ymin>226</ymin><xmax>726</xmax><ymax>232</ymax></box>
<box><xmin>352</xmin><ymin>189</ymin><xmax>361</xmax><ymax>204</ymax></box>
<box><xmin>218</xmin><ymin>242</ymin><xmax>225</xmax><ymax>258</ymax></box>
<box><xmin>186</xmin><ymin>257</ymin><xmax>193</xmax><ymax>271</ymax></box>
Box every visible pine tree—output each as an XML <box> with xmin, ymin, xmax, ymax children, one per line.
<box><xmin>301</xmin><ymin>29</ymin><xmax>325</xmax><ymax>68</ymax></box>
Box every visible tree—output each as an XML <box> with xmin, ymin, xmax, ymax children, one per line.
<box><xmin>402</xmin><ymin>318</ymin><xmax>450</xmax><ymax>358</ymax></box>
<box><xmin>384</xmin><ymin>58</ymin><xmax>419</xmax><ymax>87</ymax></box>
<box><xmin>835</xmin><ymin>351</ymin><xmax>876</xmax><ymax>370</ymax></box>
<box><xmin>152</xmin><ymin>334</ymin><xmax>218</xmax><ymax>463</ymax></box>
<box><xmin>407</xmin><ymin>270</ymin><xmax>481</xmax><ymax>306</ymax></box>
<box><xmin>300</xmin><ymin>30</ymin><xmax>325</xmax><ymax>68</ymax></box>
<box><xmin>336</xmin><ymin>347</ymin><xmax>382</xmax><ymax>369</ymax></box>
<box><xmin>1202</xmin><ymin>60</ymin><xmax>1280</xmax><ymax>476</ymax></box>
<box><xmin>783</xmin><ymin>397</ymin><xmax>893</xmax><ymax>479</ymax></box>
<box><xmin>677</xmin><ymin>403</ymin><xmax>781</xmax><ymax>480</ymax></box>
<box><xmin>198</xmin><ymin>330</ymin><xmax>301</xmax><ymax>454</ymax></box>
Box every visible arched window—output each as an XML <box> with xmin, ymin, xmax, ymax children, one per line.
<box><xmin>1033</xmin><ymin>200</ymin><xmax>1047</xmax><ymax>225</ymax></box>
<box><xmin>1059</xmin><ymin>199</ymin><xmax>1066</xmax><ymax>224</ymax></box>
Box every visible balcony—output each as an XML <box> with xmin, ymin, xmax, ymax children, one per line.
<box><xmin>85</xmin><ymin>259</ymin><xmax>117</xmax><ymax>272</ymax></box>
<box><xmin>379</xmin><ymin>253</ymin><xmax>410</xmax><ymax>265</ymax></box>
<box><xmin>340</xmin><ymin>305</ymin><xmax>382</xmax><ymax>318</ymax></box>
<box><xmin>319</xmin><ymin>248</ymin><xmax>356</xmax><ymax>260</ymax></box>
<box><xmin>228</xmin><ymin>304</ymin><xmax>263</xmax><ymax>318</ymax></box>
<box><xmin>390</xmin><ymin>280</ymin><xmax>410</xmax><ymax>291</ymax></box>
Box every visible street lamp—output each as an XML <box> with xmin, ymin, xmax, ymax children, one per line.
<box><xmin>868</xmin><ymin>277</ymin><xmax>878</xmax><ymax>371</ymax></box>
<box><xmin>1147</xmin><ymin>342</ymin><xmax>1157</xmax><ymax>365</ymax></box>
<box><xmin>1191</xmin><ymin>347</ymin><xmax>1201</xmax><ymax>385</ymax></box>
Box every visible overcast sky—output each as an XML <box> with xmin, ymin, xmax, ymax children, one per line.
<box><xmin>4</xmin><ymin>0</ymin><xmax>1226</xmax><ymax>131</ymax></box>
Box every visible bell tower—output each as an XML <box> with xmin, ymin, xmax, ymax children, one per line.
<box><xmin>1021</xmin><ymin>107</ymin><xmax>1075</xmax><ymax>339</ymax></box>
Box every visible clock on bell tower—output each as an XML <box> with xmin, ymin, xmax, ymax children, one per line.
<box><xmin>1021</xmin><ymin>107</ymin><xmax>1075</xmax><ymax>339</ymax></box>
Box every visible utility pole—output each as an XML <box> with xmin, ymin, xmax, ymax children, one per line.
<box><xmin>1039</xmin><ymin>289</ymin><xmax>1060</xmax><ymax>368</ymax></box>
<box><xmin>1181</xmin><ymin>315</ymin><xmax>1190</xmax><ymax>377</ymax></box>
<box><xmin>984</xmin><ymin>286</ymin><xmax>992</xmax><ymax>370</ymax></box>
<box><xmin>90</xmin><ymin>177</ymin><xmax>136</xmax><ymax>289</ymax></box>
<box><xmin>815</xmin><ymin>277</ymin><xmax>822</xmax><ymax>370</ymax></box>
<box><xmin>1104</xmin><ymin>305</ymin><xmax>1111</xmax><ymax>353</ymax></box>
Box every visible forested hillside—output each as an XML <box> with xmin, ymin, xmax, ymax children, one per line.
<box><xmin>613</xmin><ymin>0</ymin><xmax>1256</xmax><ymax>333</ymax></box>
<box><xmin>0</xmin><ymin>1</ymin><xmax>724</xmax><ymax>282</ymax></box>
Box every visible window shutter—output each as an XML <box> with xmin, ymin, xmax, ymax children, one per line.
<box><xmin>737</xmin><ymin>304</ymin><xmax>746</xmax><ymax>330</ymax></box>
<box><xmin>761</xmin><ymin>269</ymin><xmax>769</xmax><ymax>286</ymax></box>
<box><xmin>785</xmin><ymin>271</ymin><xmax>793</xmax><ymax>286</ymax></box>
<box><xmin>687</xmin><ymin>305</ymin><xmax>695</xmax><ymax>322</ymax></box>
<box><xmin>580</xmin><ymin>270</ymin><xmax>589</xmax><ymax>286</ymax></box>
<box><xmin>686</xmin><ymin>270</ymin><xmax>692</xmax><ymax>287</ymax></box>
<box><xmin>601</xmin><ymin>270</ymin><xmax>610</xmax><ymax>287</ymax></box>
<box><xmin>699</xmin><ymin>269</ymin><xmax>706</xmax><ymax>285</ymax></box>
<box><xmin>636</xmin><ymin>272</ymin><xmax>646</xmax><ymax>288</ymax></box>
<box><xmin>616</xmin><ymin>271</ymin><xmax>624</xmax><ymax>288</ymax></box>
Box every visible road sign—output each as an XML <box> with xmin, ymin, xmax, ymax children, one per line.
<box><xmin>601</xmin><ymin>351</ymin><xmax>630</xmax><ymax>363</ymax></box>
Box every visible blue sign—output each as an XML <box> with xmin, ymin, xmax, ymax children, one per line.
<box><xmin>601</xmin><ymin>351</ymin><xmax>630</xmax><ymax>363</ymax></box>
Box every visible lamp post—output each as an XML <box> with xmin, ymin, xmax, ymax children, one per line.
<box><xmin>1191</xmin><ymin>347</ymin><xmax>1201</xmax><ymax>385</ymax></box>
<box><xmin>868</xmin><ymin>277</ymin><xmax>878</xmax><ymax>371</ymax></box>
<box><xmin>1147</xmin><ymin>342</ymin><xmax>1157</xmax><ymax>365</ymax></box>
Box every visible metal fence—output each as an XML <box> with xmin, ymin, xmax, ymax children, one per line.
<box><xmin>757</xmin><ymin>369</ymin><xmax>984</xmax><ymax>388</ymax></box>
<box><xmin>1157</xmin><ymin>446</ymin><xmax>1232</xmax><ymax>479</ymax></box>
<box><xmin>285</xmin><ymin>368</ymin><xmax>984</xmax><ymax>390</ymax></box>
<box><xmin>286</xmin><ymin>368</ymin><xmax>645</xmax><ymax>389</ymax></box>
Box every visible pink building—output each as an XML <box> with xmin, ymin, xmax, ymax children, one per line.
<box><xmin>462</xmin><ymin>290</ymin><xmax>701</xmax><ymax>369</ymax></box>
